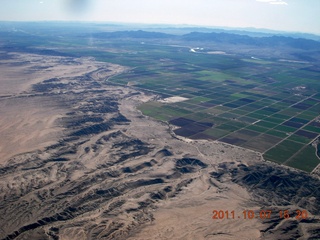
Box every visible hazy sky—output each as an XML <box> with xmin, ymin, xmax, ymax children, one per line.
<box><xmin>0</xmin><ymin>0</ymin><xmax>319</xmax><ymax>34</ymax></box>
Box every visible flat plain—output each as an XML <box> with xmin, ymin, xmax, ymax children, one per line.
<box><xmin>107</xmin><ymin>45</ymin><xmax>320</xmax><ymax>173</ymax></box>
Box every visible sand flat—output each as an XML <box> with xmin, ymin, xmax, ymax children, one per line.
<box><xmin>0</xmin><ymin>53</ymin><xmax>109</xmax><ymax>164</ymax></box>
<box><xmin>0</xmin><ymin>96</ymin><xmax>66</xmax><ymax>163</ymax></box>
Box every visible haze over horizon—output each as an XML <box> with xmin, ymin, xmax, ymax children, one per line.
<box><xmin>0</xmin><ymin>0</ymin><xmax>319</xmax><ymax>35</ymax></box>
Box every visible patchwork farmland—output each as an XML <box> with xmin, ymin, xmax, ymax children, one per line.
<box><xmin>109</xmin><ymin>46</ymin><xmax>320</xmax><ymax>173</ymax></box>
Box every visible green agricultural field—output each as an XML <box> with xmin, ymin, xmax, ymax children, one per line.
<box><xmin>107</xmin><ymin>43</ymin><xmax>320</xmax><ymax>173</ymax></box>
<box><xmin>263</xmin><ymin>140</ymin><xmax>305</xmax><ymax>164</ymax></box>
<box><xmin>284</xmin><ymin>145</ymin><xmax>320</xmax><ymax>172</ymax></box>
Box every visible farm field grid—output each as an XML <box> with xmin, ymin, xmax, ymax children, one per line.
<box><xmin>108</xmin><ymin>45</ymin><xmax>320</xmax><ymax>173</ymax></box>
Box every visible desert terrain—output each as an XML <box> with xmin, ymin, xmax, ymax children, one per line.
<box><xmin>0</xmin><ymin>53</ymin><xmax>319</xmax><ymax>240</ymax></box>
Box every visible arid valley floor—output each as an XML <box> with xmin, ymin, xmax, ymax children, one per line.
<box><xmin>0</xmin><ymin>52</ymin><xmax>320</xmax><ymax>240</ymax></box>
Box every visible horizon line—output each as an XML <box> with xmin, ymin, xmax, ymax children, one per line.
<box><xmin>0</xmin><ymin>20</ymin><xmax>319</xmax><ymax>37</ymax></box>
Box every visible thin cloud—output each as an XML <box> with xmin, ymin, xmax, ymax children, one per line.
<box><xmin>270</xmin><ymin>1</ymin><xmax>288</xmax><ymax>5</ymax></box>
<box><xmin>256</xmin><ymin>0</ymin><xmax>288</xmax><ymax>5</ymax></box>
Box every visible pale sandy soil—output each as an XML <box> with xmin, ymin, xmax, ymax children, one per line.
<box><xmin>119</xmin><ymin>94</ymin><xmax>264</xmax><ymax>240</ymax></box>
<box><xmin>158</xmin><ymin>96</ymin><xmax>189</xmax><ymax>103</ymax></box>
<box><xmin>0</xmin><ymin>53</ymin><xmax>97</xmax><ymax>96</ymax></box>
<box><xmin>207</xmin><ymin>51</ymin><xmax>228</xmax><ymax>55</ymax></box>
<box><xmin>0</xmin><ymin>53</ymin><xmax>125</xmax><ymax>164</ymax></box>
<box><xmin>127</xmin><ymin>173</ymin><xmax>262</xmax><ymax>240</ymax></box>
<box><xmin>0</xmin><ymin>96</ymin><xmax>66</xmax><ymax>163</ymax></box>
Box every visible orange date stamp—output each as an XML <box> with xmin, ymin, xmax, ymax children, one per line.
<box><xmin>212</xmin><ymin>209</ymin><xmax>308</xmax><ymax>220</ymax></box>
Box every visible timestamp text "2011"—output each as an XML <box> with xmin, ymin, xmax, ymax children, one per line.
<box><xmin>212</xmin><ymin>210</ymin><xmax>308</xmax><ymax>220</ymax></box>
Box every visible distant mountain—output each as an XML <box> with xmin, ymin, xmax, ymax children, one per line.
<box><xmin>93</xmin><ymin>30</ymin><xmax>320</xmax><ymax>51</ymax></box>
<box><xmin>92</xmin><ymin>23</ymin><xmax>320</xmax><ymax>41</ymax></box>
<box><xmin>181</xmin><ymin>32</ymin><xmax>256</xmax><ymax>45</ymax></box>
<box><xmin>182</xmin><ymin>32</ymin><xmax>320</xmax><ymax>50</ymax></box>
<box><xmin>259</xmin><ymin>35</ymin><xmax>320</xmax><ymax>50</ymax></box>
<box><xmin>93</xmin><ymin>30</ymin><xmax>174</xmax><ymax>39</ymax></box>
<box><xmin>207</xmin><ymin>28</ymin><xmax>320</xmax><ymax>41</ymax></box>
